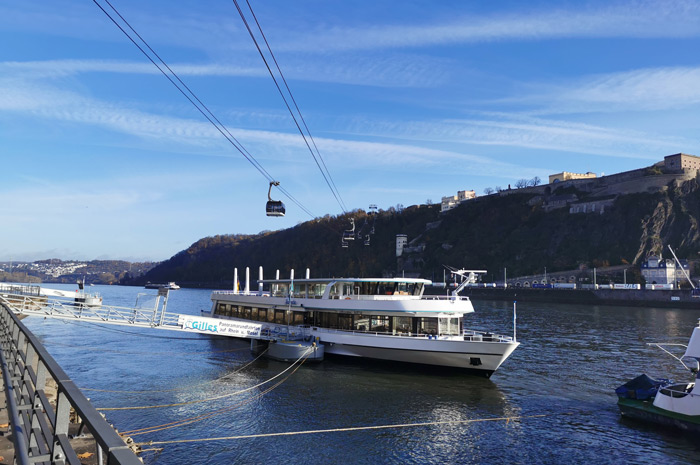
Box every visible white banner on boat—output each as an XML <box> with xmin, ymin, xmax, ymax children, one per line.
<box><xmin>178</xmin><ymin>315</ymin><xmax>262</xmax><ymax>337</ymax></box>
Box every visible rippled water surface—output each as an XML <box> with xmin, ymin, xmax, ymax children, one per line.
<box><xmin>21</xmin><ymin>285</ymin><xmax>700</xmax><ymax>464</ymax></box>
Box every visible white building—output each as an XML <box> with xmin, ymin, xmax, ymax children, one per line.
<box><xmin>396</xmin><ymin>234</ymin><xmax>408</xmax><ymax>257</ymax></box>
<box><xmin>441</xmin><ymin>190</ymin><xmax>476</xmax><ymax>212</ymax></box>
<box><xmin>641</xmin><ymin>255</ymin><xmax>690</xmax><ymax>286</ymax></box>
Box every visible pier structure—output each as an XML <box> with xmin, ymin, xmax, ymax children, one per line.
<box><xmin>0</xmin><ymin>296</ymin><xmax>142</xmax><ymax>465</ymax></box>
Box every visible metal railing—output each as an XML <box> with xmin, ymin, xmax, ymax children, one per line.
<box><xmin>0</xmin><ymin>302</ymin><xmax>142</xmax><ymax>465</ymax></box>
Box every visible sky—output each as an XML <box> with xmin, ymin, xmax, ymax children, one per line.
<box><xmin>2</xmin><ymin>0</ymin><xmax>700</xmax><ymax>262</ymax></box>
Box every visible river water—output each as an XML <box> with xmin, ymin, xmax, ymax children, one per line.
<box><xmin>20</xmin><ymin>285</ymin><xmax>700</xmax><ymax>464</ymax></box>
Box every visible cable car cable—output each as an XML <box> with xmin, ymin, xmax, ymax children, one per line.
<box><xmin>93</xmin><ymin>0</ymin><xmax>316</xmax><ymax>217</ymax></box>
<box><xmin>232</xmin><ymin>0</ymin><xmax>347</xmax><ymax>214</ymax></box>
<box><xmin>241</xmin><ymin>0</ymin><xmax>347</xmax><ymax>213</ymax></box>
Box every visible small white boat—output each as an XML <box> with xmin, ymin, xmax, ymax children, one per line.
<box><xmin>617</xmin><ymin>319</ymin><xmax>700</xmax><ymax>432</ymax></box>
<box><xmin>145</xmin><ymin>281</ymin><xmax>180</xmax><ymax>290</ymax></box>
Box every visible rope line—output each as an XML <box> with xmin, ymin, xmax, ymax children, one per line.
<box><xmin>120</xmin><ymin>348</ymin><xmax>310</xmax><ymax>436</ymax></box>
<box><xmin>139</xmin><ymin>414</ymin><xmax>547</xmax><ymax>446</ymax></box>
<box><xmin>97</xmin><ymin>347</ymin><xmax>312</xmax><ymax>411</ymax></box>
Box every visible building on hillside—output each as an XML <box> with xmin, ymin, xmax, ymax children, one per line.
<box><xmin>440</xmin><ymin>190</ymin><xmax>476</xmax><ymax>212</ymax></box>
<box><xmin>664</xmin><ymin>153</ymin><xmax>700</xmax><ymax>173</ymax></box>
<box><xmin>548</xmin><ymin>171</ymin><xmax>597</xmax><ymax>184</ymax></box>
<box><xmin>569</xmin><ymin>197</ymin><xmax>616</xmax><ymax>214</ymax></box>
<box><xmin>396</xmin><ymin>234</ymin><xmax>408</xmax><ymax>257</ymax></box>
<box><xmin>640</xmin><ymin>255</ymin><xmax>691</xmax><ymax>286</ymax></box>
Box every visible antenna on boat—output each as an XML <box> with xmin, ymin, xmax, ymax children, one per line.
<box><xmin>513</xmin><ymin>301</ymin><xmax>517</xmax><ymax>342</ymax></box>
<box><xmin>266</xmin><ymin>181</ymin><xmax>286</xmax><ymax>217</ymax></box>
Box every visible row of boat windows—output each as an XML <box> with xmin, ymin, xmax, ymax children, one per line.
<box><xmin>268</xmin><ymin>281</ymin><xmax>424</xmax><ymax>298</ymax></box>
<box><xmin>214</xmin><ymin>303</ymin><xmax>461</xmax><ymax>336</ymax></box>
<box><xmin>215</xmin><ymin>303</ymin><xmax>305</xmax><ymax>325</ymax></box>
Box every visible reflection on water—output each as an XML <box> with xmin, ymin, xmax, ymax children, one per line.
<box><xmin>20</xmin><ymin>285</ymin><xmax>700</xmax><ymax>464</ymax></box>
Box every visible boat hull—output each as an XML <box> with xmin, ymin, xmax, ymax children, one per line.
<box><xmin>618</xmin><ymin>397</ymin><xmax>700</xmax><ymax>433</ymax></box>
<box><xmin>316</xmin><ymin>330</ymin><xmax>518</xmax><ymax>376</ymax></box>
<box><xmin>266</xmin><ymin>340</ymin><xmax>324</xmax><ymax>363</ymax></box>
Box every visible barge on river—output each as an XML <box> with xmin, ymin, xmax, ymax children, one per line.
<box><xmin>203</xmin><ymin>267</ymin><xmax>519</xmax><ymax>377</ymax></box>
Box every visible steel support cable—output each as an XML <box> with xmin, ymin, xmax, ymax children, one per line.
<box><xmin>93</xmin><ymin>0</ymin><xmax>317</xmax><ymax>218</ymax></box>
<box><xmin>139</xmin><ymin>413</ymin><xmax>548</xmax><ymax>446</ymax></box>
<box><xmin>243</xmin><ymin>0</ymin><xmax>347</xmax><ymax>213</ymax></box>
<box><xmin>232</xmin><ymin>0</ymin><xmax>347</xmax><ymax>214</ymax></box>
<box><xmin>121</xmin><ymin>349</ymin><xmax>310</xmax><ymax>437</ymax></box>
<box><xmin>96</xmin><ymin>347</ymin><xmax>312</xmax><ymax>411</ymax></box>
<box><xmin>102</xmin><ymin>0</ymin><xmax>280</xmax><ymax>188</ymax></box>
<box><xmin>82</xmin><ymin>347</ymin><xmax>270</xmax><ymax>394</ymax></box>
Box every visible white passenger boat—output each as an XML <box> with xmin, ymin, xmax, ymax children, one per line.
<box><xmin>203</xmin><ymin>267</ymin><xmax>519</xmax><ymax>377</ymax></box>
<box><xmin>617</xmin><ymin>319</ymin><xmax>700</xmax><ymax>432</ymax></box>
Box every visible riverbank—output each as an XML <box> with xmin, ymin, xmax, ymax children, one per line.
<box><xmin>458</xmin><ymin>287</ymin><xmax>700</xmax><ymax>309</ymax></box>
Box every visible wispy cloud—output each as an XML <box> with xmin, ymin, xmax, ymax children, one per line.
<box><xmin>276</xmin><ymin>1</ymin><xmax>700</xmax><ymax>52</ymax></box>
<box><xmin>0</xmin><ymin>55</ymin><xmax>447</xmax><ymax>88</ymax></box>
<box><xmin>526</xmin><ymin>66</ymin><xmax>700</xmax><ymax>113</ymax></box>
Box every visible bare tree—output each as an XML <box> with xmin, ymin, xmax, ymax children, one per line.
<box><xmin>515</xmin><ymin>179</ymin><xmax>529</xmax><ymax>189</ymax></box>
<box><xmin>528</xmin><ymin>176</ymin><xmax>541</xmax><ymax>187</ymax></box>
<box><xmin>483</xmin><ymin>187</ymin><xmax>494</xmax><ymax>195</ymax></box>
<box><xmin>426</xmin><ymin>199</ymin><xmax>433</xmax><ymax>205</ymax></box>
<box><xmin>495</xmin><ymin>186</ymin><xmax>503</xmax><ymax>192</ymax></box>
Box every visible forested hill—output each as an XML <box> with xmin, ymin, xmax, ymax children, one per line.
<box><xmin>127</xmin><ymin>176</ymin><xmax>700</xmax><ymax>288</ymax></box>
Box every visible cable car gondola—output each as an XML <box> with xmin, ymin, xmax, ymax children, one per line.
<box><xmin>266</xmin><ymin>181</ymin><xmax>286</xmax><ymax>217</ymax></box>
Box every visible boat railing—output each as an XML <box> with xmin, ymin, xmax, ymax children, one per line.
<box><xmin>422</xmin><ymin>295</ymin><xmax>471</xmax><ymax>302</ymax></box>
<box><xmin>312</xmin><ymin>326</ymin><xmax>512</xmax><ymax>342</ymax></box>
<box><xmin>659</xmin><ymin>383</ymin><xmax>697</xmax><ymax>398</ymax></box>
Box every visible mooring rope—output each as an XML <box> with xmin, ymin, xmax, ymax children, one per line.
<box><xmin>120</xmin><ymin>349</ymin><xmax>311</xmax><ymax>436</ymax></box>
<box><xmin>138</xmin><ymin>414</ymin><xmax>548</xmax><ymax>446</ymax></box>
<box><xmin>97</xmin><ymin>347</ymin><xmax>312</xmax><ymax>411</ymax></box>
<box><xmin>83</xmin><ymin>347</ymin><xmax>269</xmax><ymax>394</ymax></box>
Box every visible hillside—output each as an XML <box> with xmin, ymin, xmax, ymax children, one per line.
<box><xmin>129</xmin><ymin>176</ymin><xmax>700</xmax><ymax>288</ymax></box>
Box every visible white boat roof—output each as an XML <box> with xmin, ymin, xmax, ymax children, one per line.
<box><xmin>683</xmin><ymin>325</ymin><xmax>700</xmax><ymax>361</ymax></box>
<box><xmin>259</xmin><ymin>277</ymin><xmax>432</xmax><ymax>285</ymax></box>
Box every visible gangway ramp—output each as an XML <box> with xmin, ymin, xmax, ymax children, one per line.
<box><xmin>0</xmin><ymin>285</ymin><xmax>297</xmax><ymax>341</ymax></box>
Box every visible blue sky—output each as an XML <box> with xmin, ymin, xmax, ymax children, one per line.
<box><xmin>2</xmin><ymin>0</ymin><xmax>700</xmax><ymax>262</ymax></box>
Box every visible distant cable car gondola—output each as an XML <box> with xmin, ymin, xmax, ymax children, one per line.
<box><xmin>266</xmin><ymin>181</ymin><xmax>285</xmax><ymax>217</ymax></box>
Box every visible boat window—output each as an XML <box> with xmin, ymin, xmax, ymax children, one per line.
<box><xmin>338</xmin><ymin>314</ymin><xmax>353</xmax><ymax>330</ymax></box>
<box><xmin>309</xmin><ymin>284</ymin><xmax>327</xmax><ymax>298</ymax></box>
<box><xmin>292</xmin><ymin>312</ymin><xmax>305</xmax><ymax>325</ymax></box>
<box><xmin>292</xmin><ymin>284</ymin><xmax>307</xmax><ymax>298</ymax></box>
<box><xmin>251</xmin><ymin>308</ymin><xmax>259</xmax><ymax>320</ymax></box>
<box><xmin>215</xmin><ymin>303</ymin><xmax>226</xmax><ymax>315</ymax></box>
<box><xmin>439</xmin><ymin>317</ymin><xmax>461</xmax><ymax>336</ymax></box>
<box><xmin>325</xmin><ymin>313</ymin><xmax>339</xmax><ymax>328</ymax></box>
<box><xmin>377</xmin><ymin>282</ymin><xmax>397</xmax><ymax>295</ymax></box>
<box><xmin>413</xmin><ymin>283</ymin><xmax>423</xmax><ymax>296</ymax></box>
<box><xmin>343</xmin><ymin>284</ymin><xmax>353</xmax><ymax>296</ymax></box>
<box><xmin>243</xmin><ymin>307</ymin><xmax>252</xmax><ymax>320</ymax></box>
<box><xmin>273</xmin><ymin>284</ymin><xmax>289</xmax><ymax>297</ymax></box>
<box><xmin>353</xmin><ymin>315</ymin><xmax>369</xmax><ymax>331</ymax></box>
<box><xmin>417</xmin><ymin>317</ymin><xmax>438</xmax><ymax>336</ymax></box>
<box><xmin>274</xmin><ymin>310</ymin><xmax>286</xmax><ymax>324</ymax></box>
<box><xmin>266</xmin><ymin>309</ymin><xmax>275</xmax><ymax>323</ymax></box>
<box><xmin>371</xmin><ymin>316</ymin><xmax>390</xmax><ymax>332</ymax></box>
<box><xmin>393</xmin><ymin>316</ymin><xmax>412</xmax><ymax>334</ymax></box>
<box><xmin>258</xmin><ymin>308</ymin><xmax>267</xmax><ymax>322</ymax></box>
